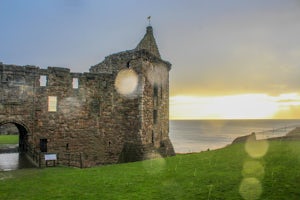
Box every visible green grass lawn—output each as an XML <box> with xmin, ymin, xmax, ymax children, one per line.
<box><xmin>0</xmin><ymin>135</ymin><xmax>19</xmax><ymax>144</ymax></box>
<box><xmin>1</xmin><ymin>141</ymin><xmax>300</xmax><ymax>200</ymax></box>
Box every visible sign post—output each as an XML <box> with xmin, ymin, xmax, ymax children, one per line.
<box><xmin>45</xmin><ymin>153</ymin><xmax>57</xmax><ymax>167</ymax></box>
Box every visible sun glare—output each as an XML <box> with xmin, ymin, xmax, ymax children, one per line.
<box><xmin>170</xmin><ymin>93</ymin><xmax>300</xmax><ymax>119</ymax></box>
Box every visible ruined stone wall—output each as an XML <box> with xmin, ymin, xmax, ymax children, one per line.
<box><xmin>91</xmin><ymin>49</ymin><xmax>175</xmax><ymax>161</ymax></box>
<box><xmin>0</xmin><ymin>43</ymin><xmax>175</xmax><ymax>168</ymax></box>
<box><xmin>138</xmin><ymin>60</ymin><xmax>174</xmax><ymax>157</ymax></box>
<box><xmin>33</xmin><ymin>66</ymin><xmax>141</xmax><ymax>167</ymax></box>
<box><xmin>0</xmin><ymin>64</ymin><xmax>39</xmax><ymax>143</ymax></box>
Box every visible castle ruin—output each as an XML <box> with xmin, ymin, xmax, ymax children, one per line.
<box><xmin>0</xmin><ymin>26</ymin><xmax>175</xmax><ymax>167</ymax></box>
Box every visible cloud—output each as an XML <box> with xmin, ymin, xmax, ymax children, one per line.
<box><xmin>276</xmin><ymin>99</ymin><xmax>300</xmax><ymax>103</ymax></box>
<box><xmin>271</xmin><ymin>93</ymin><xmax>300</xmax><ymax>119</ymax></box>
<box><xmin>273</xmin><ymin>105</ymin><xmax>300</xmax><ymax>119</ymax></box>
<box><xmin>169</xmin><ymin>5</ymin><xmax>300</xmax><ymax>96</ymax></box>
<box><xmin>1</xmin><ymin>0</ymin><xmax>299</xmax><ymax>99</ymax></box>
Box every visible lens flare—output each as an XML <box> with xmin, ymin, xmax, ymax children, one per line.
<box><xmin>142</xmin><ymin>151</ymin><xmax>166</xmax><ymax>174</ymax></box>
<box><xmin>239</xmin><ymin>178</ymin><xmax>262</xmax><ymax>200</ymax></box>
<box><xmin>146</xmin><ymin>64</ymin><xmax>168</xmax><ymax>87</ymax></box>
<box><xmin>245</xmin><ymin>138</ymin><xmax>269</xmax><ymax>158</ymax></box>
<box><xmin>0</xmin><ymin>172</ymin><xmax>13</xmax><ymax>180</ymax></box>
<box><xmin>242</xmin><ymin>160</ymin><xmax>264</xmax><ymax>179</ymax></box>
<box><xmin>115</xmin><ymin>69</ymin><xmax>138</xmax><ymax>97</ymax></box>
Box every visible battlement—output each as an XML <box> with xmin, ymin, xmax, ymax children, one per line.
<box><xmin>0</xmin><ymin>26</ymin><xmax>175</xmax><ymax>168</ymax></box>
<box><xmin>90</xmin><ymin>48</ymin><xmax>171</xmax><ymax>74</ymax></box>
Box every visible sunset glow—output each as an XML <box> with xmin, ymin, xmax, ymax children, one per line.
<box><xmin>170</xmin><ymin>93</ymin><xmax>300</xmax><ymax>119</ymax></box>
<box><xmin>1</xmin><ymin>1</ymin><xmax>300</xmax><ymax>120</ymax></box>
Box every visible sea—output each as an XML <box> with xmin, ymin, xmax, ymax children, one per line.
<box><xmin>169</xmin><ymin>119</ymin><xmax>300</xmax><ymax>153</ymax></box>
<box><xmin>1</xmin><ymin>119</ymin><xmax>300</xmax><ymax>171</ymax></box>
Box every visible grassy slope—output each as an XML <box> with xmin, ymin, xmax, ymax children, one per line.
<box><xmin>0</xmin><ymin>141</ymin><xmax>300</xmax><ymax>200</ymax></box>
<box><xmin>0</xmin><ymin>135</ymin><xmax>18</xmax><ymax>144</ymax></box>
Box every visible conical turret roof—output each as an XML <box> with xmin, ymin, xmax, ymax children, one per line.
<box><xmin>135</xmin><ymin>26</ymin><xmax>161</xmax><ymax>58</ymax></box>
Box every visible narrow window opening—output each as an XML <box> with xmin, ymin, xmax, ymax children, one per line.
<box><xmin>72</xmin><ymin>78</ymin><xmax>79</xmax><ymax>89</ymax></box>
<box><xmin>40</xmin><ymin>75</ymin><xmax>47</xmax><ymax>86</ymax></box>
<box><xmin>48</xmin><ymin>96</ymin><xmax>57</xmax><ymax>112</ymax></box>
<box><xmin>153</xmin><ymin>85</ymin><xmax>158</xmax><ymax>107</ymax></box>
<box><xmin>153</xmin><ymin>85</ymin><xmax>158</xmax><ymax>97</ymax></box>
<box><xmin>153</xmin><ymin>110</ymin><xmax>158</xmax><ymax>124</ymax></box>
<box><xmin>101</xmin><ymin>81</ymin><xmax>107</xmax><ymax>89</ymax></box>
<box><xmin>152</xmin><ymin>131</ymin><xmax>154</xmax><ymax>144</ymax></box>
<box><xmin>66</xmin><ymin>143</ymin><xmax>69</xmax><ymax>150</ymax></box>
<box><xmin>40</xmin><ymin>138</ymin><xmax>48</xmax><ymax>152</ymax></box>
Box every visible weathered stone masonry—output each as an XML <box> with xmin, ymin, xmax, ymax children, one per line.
<box><xmin>0</xmin><ymin>26</ymin><xmax>175</xmax><ymax>167</ymax></box>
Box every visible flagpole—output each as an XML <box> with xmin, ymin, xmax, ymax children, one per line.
<box><xmin>147</xmin><ymin>16</ymin><xmax>151</xmax><ymax>26</ymax></box>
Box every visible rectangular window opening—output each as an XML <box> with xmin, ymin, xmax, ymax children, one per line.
<box><xmin>72</xmin><ymin>78</ymin><xmax>79</xmax><ymax>89</ymax></box>
<box><xmin>40</xmin><ymin>75</ymin><xmax>47</xmax><ymax>87</ymax></box>
<box><xmin>40</xmin><ymin>138</ymin><xmax>48</xmax><ymax>152</ymax></box>
<box><xmin>48</xmin><ymin>96</ymin><xmax>57</xmax><ymax>112</ymax></box>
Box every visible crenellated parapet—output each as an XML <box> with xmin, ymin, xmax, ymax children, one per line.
<box><xmin>0</xmin><ymin>26</ymin><xmax>175</xmax><ymax>168</ymax></box>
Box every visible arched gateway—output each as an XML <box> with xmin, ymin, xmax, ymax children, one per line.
<box><xmin>0</xmin><ymin>120</ymin><xmax>30</xmax><ymax>152</ymax></box>
<box><xmin>0</xmin><ymin>26</ymin><xmax>175</xmax><ymax>168</ymax></box>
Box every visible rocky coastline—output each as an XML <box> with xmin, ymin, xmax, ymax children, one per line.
<box><xmin>232</xmin><ymin>127</ymin><xmax>300</xmax><ymax>144</ymax></box>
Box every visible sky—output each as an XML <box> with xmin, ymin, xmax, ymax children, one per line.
<box><xmin>1</xmin><ymin>0</ymin><xmax>300</xmax><ymax>119</ymax></box>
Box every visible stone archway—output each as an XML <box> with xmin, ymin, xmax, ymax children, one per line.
<box><xmin>0</xmin><ymin>121</ymin><xmax>37</xmax><ymax>170</ymax></box>
<box><xmin>0</xmin><ymin>120</ymin><xmax>30</xmax><ymax>153</ymax></box>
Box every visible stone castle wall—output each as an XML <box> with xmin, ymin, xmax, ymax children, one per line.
<box><xmin>0</xmin><ymin>26</ymin><xmax>175</xmax><ymax>168</ymax></box>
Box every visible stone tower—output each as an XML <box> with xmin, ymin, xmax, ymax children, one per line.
<box><xmin>90</xmin><ymin>26</ymin><xmax>175</xmax><ymax>162</ymax></box>
<box><xmin>0</xmin><ymin>26</ymin><xmax>175</xmax><ymax>168</ymax></box>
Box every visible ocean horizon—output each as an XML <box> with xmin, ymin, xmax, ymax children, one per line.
<box><xmin>169</xmin><ymin>119</ymin><xmax>300</xmax><ymax>153</ymax></box>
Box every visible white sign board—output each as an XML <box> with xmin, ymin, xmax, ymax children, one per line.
<box><xmin>45</xmin><ymin>154</ymin><xmax>57</xmax><ymax>161</ymax></box>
